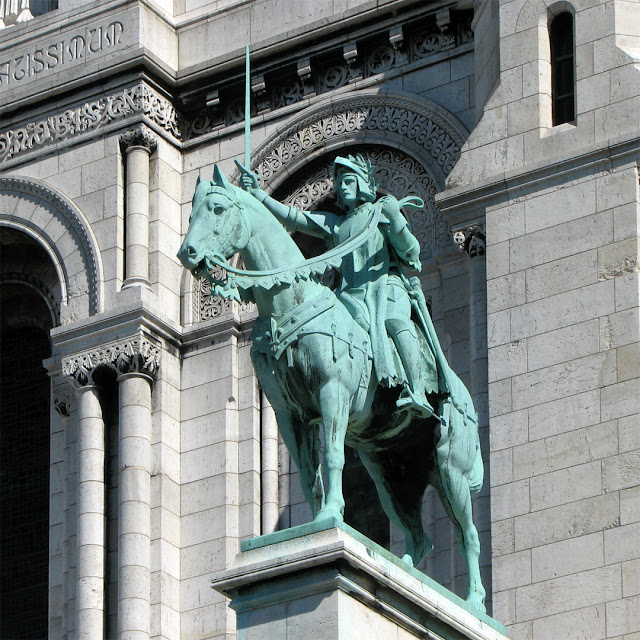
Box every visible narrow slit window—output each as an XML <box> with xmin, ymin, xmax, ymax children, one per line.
<box><xmin>550</xmin><ymin>12</ymin><xmax>576</xmax><ymax>125</ymax></box>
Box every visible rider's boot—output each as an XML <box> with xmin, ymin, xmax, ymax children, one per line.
<box><xmin>390</xmin><ymin>326</ymin><xmax>435</xmax><ymax>418</ymax></box>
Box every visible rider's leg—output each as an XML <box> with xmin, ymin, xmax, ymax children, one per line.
<box><xmin>386</xmin><ymin>316</ymin><xmax>435</xmax><ymax>415</ymax></box>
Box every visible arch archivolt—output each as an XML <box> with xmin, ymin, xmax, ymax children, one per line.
<box><xmin>0</xmin><ymin>176</ymin><xmax>103</xmax><ymax>323</ymax></box>
<box><xmin>193</xmin><ymin>91</ymin><xmax>469</xmax><ymax>323</ymax></box>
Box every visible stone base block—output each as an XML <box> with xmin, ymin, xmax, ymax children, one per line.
<box><xmin>211</xmin><ymin>519</ymin><xmax>508</xmax><ymax>640</ymax></box>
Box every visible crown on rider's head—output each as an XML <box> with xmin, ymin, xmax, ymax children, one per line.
<box><xmin>333</xmin><ymin>154</ymin><xmax>377</xmax><ymax>204</ymax></box>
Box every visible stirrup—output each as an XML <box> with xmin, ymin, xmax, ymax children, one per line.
<box><xmin>396</xmin><ymin>389</ymin><xmax>435</xmax><ymax>418</ymax></box>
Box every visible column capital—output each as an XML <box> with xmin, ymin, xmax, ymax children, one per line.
<box><xmin>119</xmin><ymin>125</ymin><xmax>158</xmax><ymax>153</ymax></box>
<box><xmin>453</xmin><ymin>224</ymin><xmax>486</xmax><ymax>258</ymax></box>
<box><xmin>62</xmin><ymin>334</ymin><xmax>161</xmax><ymax>387</ymax></box>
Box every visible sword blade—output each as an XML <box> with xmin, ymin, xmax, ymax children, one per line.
<box><xmin>244</xmin><ymin>45</ymin><xmax>251</xmax><ymax>169</ymax></box>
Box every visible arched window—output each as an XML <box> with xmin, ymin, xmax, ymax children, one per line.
<box><xmin>550</xmin><ymin>12</ymin><xmax>576</xmax><ymax>125</ymax></box>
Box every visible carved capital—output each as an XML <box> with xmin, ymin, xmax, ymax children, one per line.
<box><xmin>119</xmin><ymin>125</ymin><xmax>158</xmax><ymax>153</ymax></box>
<box><xmin>62</xmin><ymin>334</ymin><xmax>161</xmax><ymax>388</ymax></box>
<box><xmin>453</xmin><ymin>225</ymin><xmax>486</xmax><ymax>258</ymax></box>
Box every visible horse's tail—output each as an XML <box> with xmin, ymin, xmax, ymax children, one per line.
<box><xmin>468</xmin><ymin>441</ymin><xmax>484</xmax><ymax>495</ymax></box>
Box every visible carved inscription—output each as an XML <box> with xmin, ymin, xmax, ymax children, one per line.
<box><xmin>0</xmin><ymin>20</ymin><xmax>124</xmax><ymax>87</ymax></box>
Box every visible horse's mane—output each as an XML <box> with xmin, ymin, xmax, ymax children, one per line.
<box><xmin>192</xmin><ymin>178</ymin><xmax>247</xmax><ymax>211</ymax></box>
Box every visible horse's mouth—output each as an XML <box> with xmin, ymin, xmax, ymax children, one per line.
<box><xmin>192</xmin><ymin>257</ymin><xmax>209</xmax><ymax>279</ymax></box>
<box><xmin>192</xmin><ymin>254</ymin><xmax>227</xmax><ymax>280</ymax></box>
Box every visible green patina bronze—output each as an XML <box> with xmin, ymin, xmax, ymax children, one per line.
<box><xmin>177</xmin><ymin>156</ymin><xmax>487</xmax><ymax>613</ymax></box>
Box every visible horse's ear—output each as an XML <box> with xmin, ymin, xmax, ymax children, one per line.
<box><xmin>195</xmin><ymin>174</ymin><xmax>201</xmax><ymax>187</ymax></box>
<box><xmin>213</xmin><ymin>164</ymin><xmax>233</xmax><ymax>191</ymax></box>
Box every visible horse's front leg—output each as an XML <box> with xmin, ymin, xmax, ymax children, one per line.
<box><xmin>315</xmin><ymin>382</ymin><xmax>350</xmax><ymax>523</ymax></box>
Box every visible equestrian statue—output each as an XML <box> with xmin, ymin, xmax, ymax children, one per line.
<box><xmin>177</xmin><ymin>152</ymin><xmax>486</xmax><ymax>612</ymax></box>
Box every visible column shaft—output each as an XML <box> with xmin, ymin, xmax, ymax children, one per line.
<box><xmin>118</xmin><ymin>372</ymin><xmax>152</xmax><ymax>640</ymax></box>
<box><xmin>124</xmin><ymin>146</ymin><xmax>151</xmax><ymax>287</ymax></box>
<box><xmin>76</xmin><ymin>385</ymin><xmax>105</xmax><ymax>640</ymax></box>
<box><xmin>261</xmin><ymin>392</ymin><xmax>279</xmax><ymax>535</ymax></box>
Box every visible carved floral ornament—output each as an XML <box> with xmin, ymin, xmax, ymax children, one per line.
<box><xmin>453</xmin><ymin>224</ymin><xmax>486</xmax><ymax>257</ymax></box>
<box><xmin>0</xmin><ymin>83</ymin><xmax>179</xmax><ymax>163</ymax></box>
<box><xmin>249</xmin><ymin>93</ymin><xmax>468</xmax><ymax>190</ymax></box>
<box><xmin>119</xmin><ymin>124</ymin><xmax>158</xmax><ymax>152</ymax></box>
<box><xmin>62</xmin><ymin>336</ymin><xmax>161</xmax><ymax>387</ymax></box>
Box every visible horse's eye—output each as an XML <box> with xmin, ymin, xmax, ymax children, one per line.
<box><xmin>213</xmin><ymin>206</ymin><xmax>224</xmax><ymax>215</ymax></box>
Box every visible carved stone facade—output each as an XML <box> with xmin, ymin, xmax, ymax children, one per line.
<box><xmin>1</xmin><ymin>0</ymin><xmax>638</xmax><ymax>639</ymax></box>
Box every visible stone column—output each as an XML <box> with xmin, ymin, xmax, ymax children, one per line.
<box><xmin>260</xmin><ymin>392</ymin><xmax>279</xmax><ymax>535</ymax></box>
<box><xmin>120</xmin><ymin>126</ymin><xmax>157</xmax><ymax>289</ymax></box>
<box><xmin>116</xmin><ymin>350</ymin><xmax>157</xmax><ymax>640</ymax></box>
<box><xmin>62</xmin><ymin>335</ymin><xmax>160</xmax><ymax>640</ymax></box>
<box><xmin>75</xmin><ymin>381</ymin><xmax>106</xmax><ymax>640</ymax></box>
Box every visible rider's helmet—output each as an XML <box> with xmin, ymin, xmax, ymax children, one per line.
<box><xmin>333</xmin><ymin>154</ymin><xmax>377</xmax><ymax>209</ymax></box>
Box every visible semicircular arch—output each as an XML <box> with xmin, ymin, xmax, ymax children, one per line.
<box><xmin>0</xmin><ymin>176</ymin><xmax>103</xmax><ymax>322</ymax></box>
<box><xmin>242</xmin><ymin>90</ymin><xmax>469</xmax><ymax>193</ymax></box>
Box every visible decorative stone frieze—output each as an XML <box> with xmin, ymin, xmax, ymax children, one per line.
<box><xmin>181</xmin><ymin>11</ymin><xmax>473</xmax><ymax>141</ymax></box>
<box><xmin>453</xmin><ymin>224</ymin><xmax>486</xmax><ymax>257</ymax></box>
<box><xmin>61</xmin><ymin>335</ymin><xmax>160</xmax><ymax>386</ymax></box>
<box><xmin>0</xmin><ymin>83</ymin><xmax>179</xmax><ymax>163</ymax></box>
<box><xmin>249</xmin><ymin>93</ymin><xmax>468</xmax><ymax>190</ymax></box>
<box><xmin>119</xmin><ymin>124</ymin><xmax>158</xmax><ymax>152</ymax></box>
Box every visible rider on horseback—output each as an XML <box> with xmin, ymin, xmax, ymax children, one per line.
<box><xmin>238</xmin><ymin>154</ymin><xmax>439</xmax><ymax>418</ymax></box>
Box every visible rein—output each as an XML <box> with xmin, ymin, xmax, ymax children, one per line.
<box><xmin>208</xmin><ymin>195</ymin><xmax>423</xmax><ymax>294</ymax></box>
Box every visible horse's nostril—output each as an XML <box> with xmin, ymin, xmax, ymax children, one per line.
<box><xmin>187</xmin><ymin>245</ymin><xmax>197</xmax><ymax>256</ymax></box>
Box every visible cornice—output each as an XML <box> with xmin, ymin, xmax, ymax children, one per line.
<box><xmin>438</xmin><ymin>134</ymin><xmax>640</xmax><ymax>225</ymax></box>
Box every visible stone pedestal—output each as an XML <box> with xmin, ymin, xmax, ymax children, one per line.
<box><xmin>212</xmin><ymin>519</ymin><xmax>508</xmax><ymax>640</ymax></box>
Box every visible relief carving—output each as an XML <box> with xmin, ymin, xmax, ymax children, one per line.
<box><xmin>0</xmin><ymin>83</ymin><xmax>179</xmax><ymax>163</ymax></box>
<box><xmin>62</xmin><ymin>335</ymin><xmax>161</xmax><ymax>387</ymax></box>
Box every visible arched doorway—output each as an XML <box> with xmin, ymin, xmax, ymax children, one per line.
<box><xmin>0</xmin><ymin>228</ymin><xmax>58</xmax><ymax>640</ymax></box>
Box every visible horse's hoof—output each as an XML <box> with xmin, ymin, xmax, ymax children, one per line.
<box><xmin>314</xmin><ymin>507</ymin><xmax>344</xmax><ymax>525</ymax></box>
<box><xmin>401</xmin><ymin>553</ymin><xmax>414</xmax><ymax>568</ymax></box>
<box><xmin>466</xmin><ymin>595</ymin><xmax>486</xmax><ymax>615</ymax></box>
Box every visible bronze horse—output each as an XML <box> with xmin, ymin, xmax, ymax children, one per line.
<box><xmin>178</xmin><ymin>166</ymin><xmax>486</xmax><ymax>612</ymax></box>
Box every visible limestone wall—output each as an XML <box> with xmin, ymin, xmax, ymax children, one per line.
<box><xmin>439</xmin><ymin>0</ymin><xmax>640</xmax><ymax>636</ymax></box>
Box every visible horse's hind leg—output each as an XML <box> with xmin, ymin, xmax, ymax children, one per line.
<box><xmin>314</xmin><ymin>382</ymin><xmax>349</xmax><ymax>523</ymax></box>
<box><xmin>431</xmin><ymin>467</ymin><xmax>486</xmax><ymax>613</ymax></box>
<box><xmin>358</xmin><ymin>448</ymin><xmax>433</xmax><ymax>567</ymax></box>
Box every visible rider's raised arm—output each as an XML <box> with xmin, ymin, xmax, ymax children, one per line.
<box><xmin>237</xmin><ymin>161</ymin><xmax>338</xmax><ymax>238</ymax></box>
<box><xmin>256</xmin><ymin>191</ymin><xmax>338</xmax><ymax>239</ymax></box>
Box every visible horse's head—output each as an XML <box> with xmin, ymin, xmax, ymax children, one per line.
<box><xmin>177</xmin><ymin>165</ymin><xmax>251</xmax><ymax>278</ymax></box>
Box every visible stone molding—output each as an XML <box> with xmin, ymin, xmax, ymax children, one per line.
<box><xmin>61</xmin><ymin>334</ymin><xmax>161</xmax><ymax>387</ymax></box>
<box><xmin>453</xmin><ymin>224</ymin><xmax>486</xmax><ymax>257</ymax></box>
<box><xmin>0</xmin><ymin>83</ymin><xmax>179</xmax><ymax>164</ymax></box>
<box><xmin>119</xmin><ymin>124</ymin><xmax>158</xmax><ymax>153</ymax></box>
<box><xmin>0</xmin><ymin>176</ymin><xmax>102</xmax><ymax>317</ymax></box>
<box><xmin>247</xmin><ymin>92</ymin><xmax>469</xmax><ymax>192</ymax></box>
<box><xmin>182</xmin><ymin>10</ymin><xmax>473</xmax><ymax>140</ymax></box>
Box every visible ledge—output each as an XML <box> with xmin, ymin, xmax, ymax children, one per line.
<box><xmin>213</xmin><ymin>519</ymin><xmax>508</xmax><ymax>640</ymax></box>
